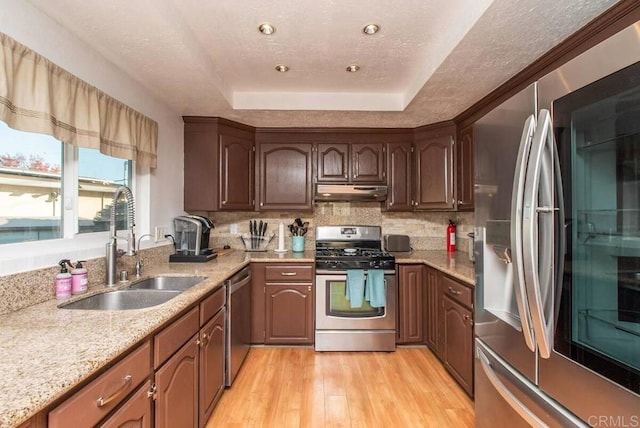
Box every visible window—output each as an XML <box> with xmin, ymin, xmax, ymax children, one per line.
<box><xmin>0</xmin><ymin>121</ymin><xmax>132</xmax><ymax>244</ymax></box>
<box><xmin>78</xmin><ymin>148</ymin><xmax>132</xmax><ymax>234</ymax></box>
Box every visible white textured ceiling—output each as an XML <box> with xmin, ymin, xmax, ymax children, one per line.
<box><xmin>28</xmin><ymin>0</ymin><xmax>619</xmax><ymax>127</ymax></box>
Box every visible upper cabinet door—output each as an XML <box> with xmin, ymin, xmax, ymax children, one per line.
<box><xmin>258</xmin><ymin>143</ymin><xmax>313</xmax><ymax>211</ymax></box>
<box><xmin>456</xmin><ymin>125</ymin><xmax>474</xmax><ymax>211</ymax></box>
<box><xmin>317</xmin><ymin>143</ymin><xmax>349</xmax><ymax>182</ymax></box>
<box><xmin>385</xmin><ymin>142</ymin><xmax>412</xmax><ymax>211</ymax></box>
<box><xmin>351</xmin><ymin>143</ymin><xmax>385</xmax><ymax>183</ymax></box>
<box><xmin>414</xmin><ymin>126</ymin><xmax>455</xmax><ymax>210</ymax></box>
<box><xmin>183</xmin><ymin>118</ymin><xmax>255</xmax><ymax>212</ymax></box>
<box><xmin>219</xmin><ymin>131</ymin><xmax>254</xmax><ymax>211</ymax></box>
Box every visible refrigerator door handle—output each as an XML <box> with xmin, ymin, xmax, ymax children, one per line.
<box><xmin>477</xmin><ymin>347</ymin><xmax>549</xmax><ymax>428</ymax></box>
<box><xmin>510</xmin><ymin>114</ymin><xmax>537</xmax><ymax>352</ymax></box>
<box><xmin>553</xmin><ymin>138</ymin><xmax>566</xmax><ymax>327</ymax></box>
<box><xmin>522</xmin><ymin>109</ymin><xmax>555</xmax><ymax>359</ymax></box>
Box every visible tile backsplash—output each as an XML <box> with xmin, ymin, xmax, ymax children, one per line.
<box><xmin>206</xmin><ymin>202</ymin><xmax>473</xmax><ymax>253</ymax></box>
<box><xmin>0</xmin><ymin>244</ymin><xmax>174</xmax><ymax>315</ymax></box>
<box><xmin>1</xmin><ymin>204</ymin><xmax>473</xmax><ymax>315</ymax></box>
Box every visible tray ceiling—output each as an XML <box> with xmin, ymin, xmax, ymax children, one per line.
<box><xmin>27</xmin><ymin>0</ymin><xmax>619</xmax><ymax>127</ymax></box>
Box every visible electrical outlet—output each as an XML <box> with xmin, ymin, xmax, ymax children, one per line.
<box><xmin>154</xmin><ymin>226</ymin><xmax>165</xmax><ymax>242</ymax></box>
<box><xmin>230</xmin><ymin>223</ymin><xmax>238</xmax><ymax>234</ymax></box>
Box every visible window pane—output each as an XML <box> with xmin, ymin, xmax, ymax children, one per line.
<box><xmin>0</xmin><ymin>121</ymin><xmax>62</xmax><ymax>244</ymax></box>
<box><xmin>78</xmin><ymin>148</ymin><xmax>131</xmax><ymax>234</ymax></box>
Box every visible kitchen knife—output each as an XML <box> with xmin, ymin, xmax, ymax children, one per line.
<box><xmin>250</xmin><ymin>220</ymin><xmax>255</xmax><ymax>249</ymax></box>
<box><xmin>258</xmin><ymin>220</ymin><xmax>263</xmax><ymax>249</ymax></box>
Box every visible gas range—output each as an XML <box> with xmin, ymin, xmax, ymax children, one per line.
<box><xmin>315</xmin><ymin>226</ymin><xmax>396</xmax><ymax>271</ymax></box>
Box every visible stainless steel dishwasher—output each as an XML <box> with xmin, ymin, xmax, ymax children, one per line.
<box><xmin>225</xmin><ymin>266</ymin><xmax>251</xmax><ymax>386</ymax></box>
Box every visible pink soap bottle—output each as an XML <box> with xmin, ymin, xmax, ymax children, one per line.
<box><xmin>71</xmin><ymin>260</ymin><xmax>88</xmax><ymax>294</ymax></box>
<box><xmin>55</xmin><ymin>259</ymin><xmax>72</xmax><ymax>300</ymax></box>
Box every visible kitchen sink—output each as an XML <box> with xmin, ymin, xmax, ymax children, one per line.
<box><xmin>128</xmin><ymin>275</ymin><xmax>207</xmax><ymax>291</ymax></box>
<box><xmin>60</xmin><ymin>289</ymin><xmax>182</xmax><ymax>310</ymax></box>
<box><xmin>59</xmin><ymin>276</ymin><xmax>207</xmax><ymax>310</ymax></box>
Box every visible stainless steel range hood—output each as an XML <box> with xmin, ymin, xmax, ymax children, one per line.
<box><xmin>315</xmin><ymin>184</ymin><xmax>388</xmax><ymax>202</ymax></box>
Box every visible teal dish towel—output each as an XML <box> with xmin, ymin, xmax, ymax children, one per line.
<box><xmin>365</xmin><ymin>269</ymin><xmax>386</xmax><ymax>308</ymax></box>
<box><xmin>345</xmin><ymin>269</ymin><xmax>365</xmax><ymax>308</ymax></box>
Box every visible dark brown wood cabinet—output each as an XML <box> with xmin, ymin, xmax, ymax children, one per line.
<box><xmin>317</xmin><ymin>143</ymin><xmax>349</xmax><ymax>182</ymax></box>
<box><xmin>198</xmin><ymin>307</ymin><xmax>225</xmax><ymax>427</ymax></box>
<box><xmin>265</xmin><ymin>284</ymin><xmax>314</xmax><ymax>344</ymax></box>
<box><xmin>397</xmin><ymin>265</ymin><xmax>424</xmax><ymax>344</ymax></box>
<box><xmin>423</xmin><ymin>266</ymin><xmax>441</xmax><ymax>358</ymax></box>
<box><xmin>385</xmin><ymin>142</ymin><xmax>413</xmax><ymax>211</ymax></box>
<box><xmin>183</xmin><ymin>117</ymin><xmax>255</xmax><ymax>212</ymax></box>
<box><xmin>439</xmin><ymin>273</ymin><xmax>474</xmax><ymax>396</ymax></box>
<box><xmin>219</xmin><ymin>132</ymin><xmax>255</xmax><ymax>210</ymax></box>
<box><xmin>456</xmin><ymin>125</ymin><xmax>474</xmax><ymax>210</ymax></box>
<box><xmin>316</xmin><ymin>142</ymin><xmax>385</xmax><ymax>183</ymax></box>
<box><xmin>413</xmin><ymin>123</ymin><xmax>455</xmax><ymax>210</ymax></box>
<box><xmin>351</xmin><ymin>143</ymin><xmax>385</xmax><ymax>182</ymax></box>
<box><xmin>257</xmin><ymin>142</ymin><xmax>314</xmax><ymax>211</ymax></box>
<box><xmin>155</xmin><ymin>336</ymin><xmax>199</xmax><ymax>428</ymax></box>
<box><xmin>442</xmin><ymin>295</ymin><xmax>473</xmax><ymax>396</ymax></box>
<box><xmin>251</xmin><ymin>263</ymin><xmax>314</xmax><ymax>344</ymax></box>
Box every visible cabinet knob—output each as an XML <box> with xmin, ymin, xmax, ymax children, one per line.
<box><xmin>448</xmin><ymin>286</ymin><xmax>461</xmax><ymax>295</ymax></box>
<box><xmin>389</xmin><ymin>202</ymin><xmax>394</xmax><ymax>207</ymax></box>
<box><xmin>458</xmin><ymin>200</ymin><xmax>462</xmax><ymax>205</ymax></box>
<box><xmin>222</xmin><ymin>200</ymin><xmax>227</xmax><ymax>205</ymax></box>
<box><xmin>260</xmin><ymin>202</ymin><xmax>264</xmax><ymax>207</ymax></box>
<box><xmin>195</xmin><ymin>338</ymin><xmax>202</xmax><ymax>346</ymax></box>
<box><xmin>308</xmin><ymin>286</ymin><xmax>311</xmax><ymax>292</ymax></box>
<box><xmin>344</xmin><ymin>174</ymin><xmax>348</xmax><ymax>179</ymax></box>
<box><xmin>147</xmin><ymin>384</ymin><xmax>157</xmax><ymax>401</ymax></box>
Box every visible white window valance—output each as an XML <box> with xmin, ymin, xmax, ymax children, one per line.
<box><xmin>0</xmin><ymin>33</ymin><xmax>158</xmax><ymax>168</ymax></box>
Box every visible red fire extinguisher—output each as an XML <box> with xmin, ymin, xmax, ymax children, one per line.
<box><xmin>447</xmin><ymin>220</ymin><xmax>456</xmax><ymax>252</ymax></box>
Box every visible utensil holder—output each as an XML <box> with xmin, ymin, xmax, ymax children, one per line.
<box><xmin>292</xmin><ymin>236</ymin><xmax>305</xmax><ymax>253</ymax></box>
<box><xmin>240</xmin><ymin>233</ymin><xmax>275</xmax><ymax>252</ymax></box>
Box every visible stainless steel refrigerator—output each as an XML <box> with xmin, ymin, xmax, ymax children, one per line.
<box><xmin>474</xmin><ymin>20</ymin><xmax>640</xmax><ymax>427</ymax></box>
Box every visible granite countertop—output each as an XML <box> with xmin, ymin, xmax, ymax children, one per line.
<box><xmin>394</xmin><ymin>250</ymin><xmax>476</xmax><ymax>285</ymax></box>
<box><xmin>0</xmin><ymin>248</ymin><xmax>471</xmax><ymax>427</ymax></box>
<box><xmin>0</xmin><ymin>249</ymin><xmax>314</xmax><ymax>428</ymax></box>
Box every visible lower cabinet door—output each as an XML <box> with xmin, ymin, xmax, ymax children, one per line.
<box><xmin>199</xmin><ymin>308</ymin><xmax>226</xmax><ymax>427</ymax></box>
<box><xmin>424</xmin><ymin>267</ymin><xmax>441</xmax><ymax>357</ymax></box>
<box><xmin>100</xmin><ymin>380</ymin><xmax>152</xmax><ymax>428</ymax></box>
<box><xmin>265</xmin><ymin>284</ymin><xmax>313</xmax><ymax>344</ymax></box>
<box><xmin>442</xmin><ymin>294</ymin><xmax>473</xmax><ymax>395</ymax></box>
<box><xmin>155</xmin><ymin>335</ymin><xmax>199</xmax><ymax>428</ymax></box>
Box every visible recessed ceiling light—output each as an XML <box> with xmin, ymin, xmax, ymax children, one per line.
<box><xmin>275</xmin><ymin>64</ymin><xmax>289</xmax><ymax>73</ymax></box>
<box><xmin>362</xmin><ymin>24</ymin><xmax>380</xmax><ymax>35</ymax></box>
<box><xmin>258</xmin><ymin>23</ymin><xmax>275</xmax><ymax>35</ymax></box>
<box><xmin>346</xmin><ymin>65</ymin><xmax>360</xmax><ymax>73</ymax></box>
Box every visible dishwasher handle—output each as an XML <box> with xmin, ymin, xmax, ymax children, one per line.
<box><xmin>227</xmin><ymin>267</ymin><xmax>251</xmax><ymax>293</ymax></box>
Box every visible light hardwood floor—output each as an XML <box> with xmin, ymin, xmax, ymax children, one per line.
<box><xmin>206</xmin><ymin>346</ymin><xmax>474</xmax><ymax>427</ymax></box>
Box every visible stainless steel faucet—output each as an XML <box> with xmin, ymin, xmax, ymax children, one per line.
<box><xmin>106</xmin><ymin>186</ymin><xmax>136</xmax><ymax>286</ymax></box>
<box><xmin>135</xmin><ymin>233</ymin><xmax>154</xmax><ymax>277</ymax></box>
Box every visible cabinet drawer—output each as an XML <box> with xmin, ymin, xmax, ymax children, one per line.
<box><xmin>200</xmin><ymin>286</ymin><xmax>226</xmax><ymax>326</ymax></box>
<box><xmin>441</xmin><ymin>274</ymin><xmax>473</xmax><ymax>309</ymax></box>
<box><xmin>154</xmin><ymin>306</ymin><xmax>199</xmax><ymax>368</ymax></box>
<box><xmin>265</xmin><ymin>265</ymin><xmax>313</xmax><ymax>282</ymax></box>
<box><xmin>48</xmin><ymin>341</ymin><xmax>151</xmax><ymax>428</ymax></box>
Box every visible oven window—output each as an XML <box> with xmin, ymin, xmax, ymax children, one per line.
<box><xmin>326</xmin><ymin>279</ymin><xmax>385</xmax><ymax>318</ymax></box>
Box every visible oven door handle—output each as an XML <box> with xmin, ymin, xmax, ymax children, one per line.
<box><xmin>315</xmin><ymin>269</ymin><xmax>397</xmax><ymax>275</ymax></box>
